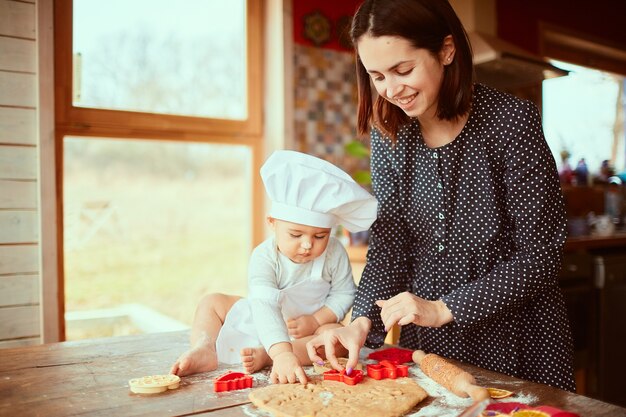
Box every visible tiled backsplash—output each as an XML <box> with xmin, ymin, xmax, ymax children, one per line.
<box><xmin>293</xmin><ymin>44</ymin><xmax>359</xmax><ymax>163</ymax></box>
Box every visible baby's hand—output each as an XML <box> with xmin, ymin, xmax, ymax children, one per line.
<box><xmin>287</xmin><ymin>315</ymin><xmax>319</xmax><ymax>339</ymax></box>
<box><xmin>270</xmin><ymin>351</ymin><xmax>307</xmax><ymax>384</ymax></box>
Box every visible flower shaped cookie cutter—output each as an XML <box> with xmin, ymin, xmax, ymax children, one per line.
<box><xmin>128</xmin><ymin>374</ymin><xmax>181</xmax><ymax>394</ymax></box>
<box><xmin>366</xmin><ymin>360</ymin><xmax>409</xmax><ymax>380</ymax></box>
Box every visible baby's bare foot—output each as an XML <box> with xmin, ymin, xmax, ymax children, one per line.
<box><xmin>240</xmin><ymin>346</ymin><xmax>271</xmax><ymax>374</ymax></box>
<box><xmin>170</xmin><ymin>344</ymin><xmax>218</xmax><ymax>377</ymax></box>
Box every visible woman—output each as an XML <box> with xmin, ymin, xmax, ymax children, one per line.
<box><xmin>306</xmin><ymin>0</ymin><xmax>575</xmax><ymax>391</ymax></box>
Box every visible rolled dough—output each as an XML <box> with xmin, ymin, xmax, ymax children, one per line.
<box><xmin>248</xmin><ymin>375</ymin><xmax>428</xmax><ymax>417</ymax></box>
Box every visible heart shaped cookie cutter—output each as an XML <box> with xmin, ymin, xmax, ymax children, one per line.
<box><xmin>213</xmin><ymin>371</ymin><xmax>254</xmax><ymax>392</ymax></box>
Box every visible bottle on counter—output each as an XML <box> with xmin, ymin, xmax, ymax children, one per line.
<box><xmin>574</xmin><ymin>158</ymin><xmax>589</xmax><ymax>186</ymax></box>
<box><xmin>558</xmin><ymin>150</ymin><xmax>574</xmax><ymax>186</ymax></box>
<box><xmin>605</xmin><ymin>176</ymin><xmax>623</xmax><ymax>227</ymax></box>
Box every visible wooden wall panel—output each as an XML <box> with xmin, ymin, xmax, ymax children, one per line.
<box><xmin>0</xmin><ymin>245</ymin><xmax>39</xmax><ymax>275</ymax></box>
<box><xmin>38</xmin><ymin>0</ymin><xmax>59</xmax><ymax>343</ymax></box>
<box><xmin>0</xmin><ymin>0</ymin><xmax>36</xmax><ymax>39</ymax></box>
<box><xmin>0</xmin><ymin>337</ymin><xmax>40</xmax><ymax>348</ymax></box>
<box><xmin>0</xmin><ymin>306</ymin><xmax>40</xmax><ymax>339</ymax></box>
<box><xmin>0</xmin><ymin>180</ymin><xmax>37</xmax><ymax>208</ymax></box>
<box><xmin>0</xmin><ymin>274</ymin><xmax>39</xmax><ymax>306</ymax></box>
<box><xmin>0</xmin><ymin>0</ymin><xmax>42</xmax><ymax>347</ymax></box>
<box><xmin>0</xmin><ymin>108</ymin><xmax>37</xmax><ymax>145</ymax></box>
<box><xmin>0</xmin><ymin>72</ymin><xmax>36</xmax><ymax>108</ymax></box>
<box><xmin>0</xmin><ymin>37</ymin><xmax>36</xmax><ymax>72</ymax></box>
<box><xmin>0</xmin><ymin>145</ymin><xmax>37</xmax><ymax>179</ymax></box>
<box><xmin>0</xmin><ymin>211</ymin><xmax>38</xmax><ymax>243</ymax></box>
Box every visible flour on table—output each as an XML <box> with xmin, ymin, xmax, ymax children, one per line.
<box><xmin>319</xmin><ymin>391</ymin><xmax>333</xmax><ymax>406</ymax></box>
<box><xmin>492</xmin><ymin>391</ymin><xmax>537</xmax><ymax>405</ymax></box>
<box><xmin>409</xmin><ymin>403</ymin><xmax>463</xmax><ymax>417</ymax></box>
<box><xmin>252</xmin><ymin>371</ymin><xmax>271</xmax><ymax>385</ymax></box>
<box><xmin>242</xmin><ymin>403</ymin><xmax>274</xmax><ymax>417</ymax></box>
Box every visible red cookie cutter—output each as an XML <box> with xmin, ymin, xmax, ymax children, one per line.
<box><xmin>485</xmin><ymin>402</ymin><xmax>580</xmax><ymax>417</ymax></box>
<box><xmin>213</xmin><ymin>371</ymin><xmax>254</xmax><ymax>392</ymax></box>
<box><xmin>323</xmin><ymin>369</ymin><xmax>364</xmax><ymax>385</ymax></box>
<box><xmin>367</xmin><ymin>347</ymin><xmax>414</xmax><ymax>364</ymax></box>
<box><xmin>367</xmin><ymin>360</ymin><xmax>409</xmax><ymax>380</ymax></box>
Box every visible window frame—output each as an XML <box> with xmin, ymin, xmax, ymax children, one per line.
<box><xmin>54</xmin><ymin>0</ymin><xmax>264</xmax><ymax>139</ymax></box>
<box><xmin>52</xmin><ymin>0</ymin><xmax>266</xmax><ymax>340</ymax></box>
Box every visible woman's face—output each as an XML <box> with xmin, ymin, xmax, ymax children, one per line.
<box><xmin>357</xmin><ymin>34</ymin><xmax>451</xmax><ymax>121</ymax></box>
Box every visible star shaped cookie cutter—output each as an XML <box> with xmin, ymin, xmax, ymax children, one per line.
<box><xmin>213</xmin><ymin>371</ymin><xmax>254</xmax><ymax>392</ymax></box>
<box><xmin>367</xmin><ymin>347</ymin><xmax>414</xmax><ymax>364</ymax></box>
<box><xmin>322</xmin><ymin>368</ymin><xmax>364</xmax><ymax>385</ymax></box>
<box><xmin>366</xmin><ymin>360</ymin><xmax>409</xmax><ymax>380</ymax></box>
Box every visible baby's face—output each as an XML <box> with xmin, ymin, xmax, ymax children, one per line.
<box><xmin>268</xmin><ymin>218</ymin><xmax>331</xmax><ymax>264</ymax></box>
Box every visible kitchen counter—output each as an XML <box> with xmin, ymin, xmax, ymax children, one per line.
<box><xmin>347</xmin><ymin>232</ymin><xmax>626</xmax><ymax>261</ymax></box>
<box><xmin>0</xmin><ymin>331</ymin><xmax>624</xmax><ymax>416</ymax></box>
<box><xmin>565</xmin><ymin>231</ymin><xmax>626</xmax><ymax>253</ymax></box>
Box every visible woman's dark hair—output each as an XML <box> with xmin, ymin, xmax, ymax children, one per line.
<box><xmin>351</xmin><ymin>0</ymin><xmax>474</xmax><ymax>140</ymax></box>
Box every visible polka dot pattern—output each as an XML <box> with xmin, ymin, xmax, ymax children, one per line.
<box><xmin>353</xmin><ymin>84</ymin><xmax>575</xmax><ymax>391</ymax></box>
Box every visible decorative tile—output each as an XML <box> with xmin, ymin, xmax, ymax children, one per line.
<box><xmin>293</xmin><ymin>44</ymin><xmax>360</xmax><ymax>162</ymax></box>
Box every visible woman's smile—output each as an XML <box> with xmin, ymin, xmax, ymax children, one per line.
<box><xmin>395</xmin><ymin>92</ymin><xmax>417</xmax><ymax>108</ymax></box>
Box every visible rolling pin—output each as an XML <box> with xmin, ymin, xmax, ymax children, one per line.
<box><xmin>413</xmin><ymin>350</ymin><xmax>490</xmax><ymax>401</ymax></box>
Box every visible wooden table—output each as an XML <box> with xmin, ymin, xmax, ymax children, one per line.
<box><xmin>1</xmin><ymin>331</ymin><xmax>624</xmax><ymax>417</ymax></box>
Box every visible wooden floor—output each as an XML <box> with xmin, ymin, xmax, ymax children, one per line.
<box><xmin>0</xmin><ymin>331</ymin><xmax>625</xmax><ymax>416</ymax></box>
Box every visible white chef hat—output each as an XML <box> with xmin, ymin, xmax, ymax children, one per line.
<box><xmin>261</xmin><ymin>150</ymin><xmax>378</xmax><ymax>232</ymax></box>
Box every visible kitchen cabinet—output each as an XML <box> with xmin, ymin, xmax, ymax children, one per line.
<box><xmin>593</xmin><ymin>254</ymin><xmax>626</xmax><ymax>406</ymax></box>
<box><xmin>346</xmin><ymin>244</ymin><xmax>367</xmax><ymax>285</ymax></box>
<box><xmin>559</xmin><ymin>253</ymin><xmax>597</xmax><ymax>396</ymax></box>
<box><xmin>562</xmin><ymin>233</ymin><xmax>626</xmax><ymax>406</ymax></box>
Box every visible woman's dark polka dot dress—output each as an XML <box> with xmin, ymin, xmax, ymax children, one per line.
<box><xmin>353</xmin><ymin>83</ymin><xmax>576</xmax><ymax>391</ymax></box>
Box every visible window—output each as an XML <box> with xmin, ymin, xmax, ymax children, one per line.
<box><xmin>63</xmin><ymin>138</ymin><xmax>252</xmax><ymax>339</ymax></box>
<box><xmin>56</xmin><ymin>0</ymin><xmax>262</xmax><ymax>137</ymax></box>
<box><xmin>543</xmin><ymin>61</ymin><xmax>625</xmax><ymax>177</ymax></box>
<box><xmin>539</xmin><ymin>23</ymin><xmax>626</xmax><ymax>181</ymax></box>
<box><xmin>72</xmin><ymin>0</ymin><xmax>248</xmax><ymax>120</ymax></box>
<box><xmin>54</xmin><ymin>0</ymin><xmax>265</xmax><ymax>340</ymax></box>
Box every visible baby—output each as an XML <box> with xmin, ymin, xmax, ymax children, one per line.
<box><xmin>170</xmin><ymin>150</ymin><xmax>377</xmax><ymax>384</ymax></box>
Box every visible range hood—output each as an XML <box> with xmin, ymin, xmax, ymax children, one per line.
<box><xmin>469</xmin><ymin>31</ymin><xmax>568</xmax><ymax>91</ymax></box>
<box><xmin>450</xmin><ymin>0</ymin><xmax>568</xmax><ymax>91</ymax></box>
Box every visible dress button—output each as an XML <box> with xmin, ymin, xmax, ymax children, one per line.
<box><xmin>437</xmin><ymin>182</ymin><xmax>443</xmax><ymax>189</ymax></box>
<box><xmin>438</xmin><ymin>244</ymin><xmax>444</xmax><ymax>252</ymax></box>
<box><xmin>438</xmin><ymin>213</ymin><xmax>444</xmax><ymax>219</ymax></box>
<box><xmin>432</xmin><ymin>152</ymin><xmax>439</xmax><ymax>159</ymax></box>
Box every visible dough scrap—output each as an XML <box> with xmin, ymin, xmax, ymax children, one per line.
<box><xmin>312</xmin><ymin>358</ymin><xmax>362</xmax><ymax>374</ymax></box>
<box><xmin>249</xmin><ymin>375</ymin><xmax>428</xmax><ymax>417</ymax></box>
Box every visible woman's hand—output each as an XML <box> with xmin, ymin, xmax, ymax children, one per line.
<box><xmin>305</xmin><ymin>317</ymin><xmax>371</xmax><ymax>374</ymax></box>
<box><xmin>376</xmin><ymin>292</ymin><xmax>453</xmax><ymax>330</ymax></box>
